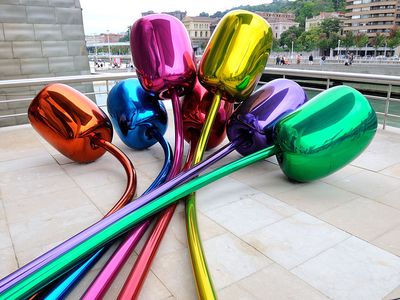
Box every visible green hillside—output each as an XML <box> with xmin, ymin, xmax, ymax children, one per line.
<box><xmin>210</xmin><ymin>0</ymin><xmax>346</xmax><ymax>27</ymax></box>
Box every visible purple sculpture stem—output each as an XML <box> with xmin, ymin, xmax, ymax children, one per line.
<box><xmin>0</xmin><ymin>139</ymin><xmax>241</xmax><ymax>293</ymax></box>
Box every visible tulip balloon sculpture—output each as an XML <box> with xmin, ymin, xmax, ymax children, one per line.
<box><xmin>113</xmin><ymin>80</ymin><xmax>235</xmax><ymax>299</ymax></box>
<box><xmin>185</xmin><ymin>10</ymin><xmax>273</xmax><ymax>298</ymax></box>
<box><xmin>0</xmin><ymin>85</ymin><xmax>377</xmax><ymax>300</ymax></box>
<box><xmin>37</xmin><ymin>79</ymin><xmax>172</xmax><ymax>299</ymax></box>
<box><xmin>0</xmin><ymin>77</ymin><xmax>304</xmax><ymax>298</ymax></box>
<box><xmin>80</xmin><ymin>14</ymin><xmax>197</xmax><ymax>298</ymax></box>
<box><xmin>6</xmin><ymin>83</ymin><xmax>138</xmax><ymax>293</ymax></box>
<box><xmin>182</xmin><ymin>80</ymin><xmax>234</xmax><ymax>150</ymax></box>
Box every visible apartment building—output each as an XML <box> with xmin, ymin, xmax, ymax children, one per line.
<box><xmin>306</xmin><ymin>12</ymin><xmax>346</xmax><ymax>31</ymax></box>
<box><xmin>344</xmin><ymin>0</ymin><xmax>400</xmax><ymax>37</ymax></box>
<box><xmin>256</xmin><ymin>12</ymin><xmax>299</xmax><ymax>39</ymax></box>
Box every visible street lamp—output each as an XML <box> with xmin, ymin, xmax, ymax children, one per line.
<box><xmin>107</xmin><ymin>30</ymin><xmax>111</xmax><ymax>66</ymax></box>
<box><xmin>291</xmin><ymin>40</ymin><xmax>294</xmax><ymax>60</ymax></box>
<box><xmin>337</xmin><ymin>39</ymin><xmax>341</xmax><ymax>60</ymax></box>
<box><xmin>384</xmin><ymin>41</ymin><xmax>387</xmax><ymax>58</ymax></box>
<box><xmin>93</xmin><ymin>34</ymin><xmax>98</xmax><ymax>58</ymax></box>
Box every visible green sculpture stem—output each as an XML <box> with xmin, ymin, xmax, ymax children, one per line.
<box><xmin>0</xmin><ymin>145</ymin><xmax>278</xmax><ymax>300</ymax></box>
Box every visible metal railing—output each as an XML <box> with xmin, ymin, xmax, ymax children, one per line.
<box><xmin>0</xmin><ymin>69</ymin><xmax>399</xmax><ymax>129</ymax></box>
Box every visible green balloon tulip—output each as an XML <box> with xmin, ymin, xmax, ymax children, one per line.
<box><xmin>274</xmin><ymin>85</ymin><xmax>377</xmax><ymax>182</ymax></box>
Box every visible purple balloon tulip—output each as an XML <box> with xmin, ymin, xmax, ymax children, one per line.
<box><xmin>227</xmin><ymin>78</ymin><xmax>307</xmax><ymax>156</ymax></box>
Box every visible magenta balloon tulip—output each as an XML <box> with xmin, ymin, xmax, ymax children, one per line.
<box><xmin>130</xmin><ymin>14</ymin><xmax>196</xmax><ymax>99</ymax></box>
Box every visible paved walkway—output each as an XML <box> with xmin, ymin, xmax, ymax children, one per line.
<box><xmin>1</xmin><ymin>121</ymin><xmax>400</xmax><ymax>299</ymax></box>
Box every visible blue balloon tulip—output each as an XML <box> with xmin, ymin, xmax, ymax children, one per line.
<box><xmin>107</xmin><ymin>78</ymin><xmax>168</xmax><ymax>149</ymax></box>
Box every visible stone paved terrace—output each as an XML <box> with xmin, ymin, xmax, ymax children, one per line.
<box><xmin>1</xmin><ymin>118</ymin><xmax>400</xmax><ymax>299</ymax></box>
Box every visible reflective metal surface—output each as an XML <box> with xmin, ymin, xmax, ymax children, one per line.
<box><xmin>28</xmin><ymin>83</ymin><xmax>112</xmax><ymax>163</ymax></box>
<box><xmin>274</xmin><ymin>85</ymin><xmax>378</xmax><ymax>182</ymax></box>
<box><xmin>182</xmin><ymin>80</ymin><xmax>233</xmax><ymax>150</ymax></box>
<box><xmin>130</xmin><ymin>14</ymin><xmax>196</xmax><ymax>99</ymax></box>
<box><xmin>107</xmin><ymin>78</ymin><xmax>168</xmax><ymax>150</ymax></box>
<box><xmin>227</xmin><ymin>79</ymin><xmax>307</xmax><ymax>156</ymax></box>
<box><xmin>198</xmin><ymin>10</ymin><xmax>273</xmax><ymax>102</ymax></box>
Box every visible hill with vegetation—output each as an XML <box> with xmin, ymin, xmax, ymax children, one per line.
<box><xmin>207</xmin><ymin>0</ymin><xmax>346</xmax><ymax>28</ymax></box>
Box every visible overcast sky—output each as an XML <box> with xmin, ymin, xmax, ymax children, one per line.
<box><xmin>80</xmin><ymin>0</ymin><xmax>271</xmax><ymax>34</ymax></box>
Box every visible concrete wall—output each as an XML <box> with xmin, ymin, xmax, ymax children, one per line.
<box><xmin>0</xmin><ymin>0</ymin><xmax>92</xmax><ymax>127</ymax></box>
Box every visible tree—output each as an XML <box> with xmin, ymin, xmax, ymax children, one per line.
<box><xmin>387</xmin><ymin>26</ymin><xmax>400</xmax><ymax>54</ymax></box>
<box><xmin>371</xmin><ymin>33</ymin><xmax>385</xmax><ymax>56</ymax></box>
<box><xmin>320</xmin><ymin>18</ymin><xmax>341</xmax><ymax>39</ymax></box>
<box><xmin>272</xmin><ymin>37</ymin><xmax>281</xmax><ymax>51</ymax></box>
<box><xmin>354</xmin><ymin>33</ymin><xmax>369</xmax><ymax>56</ymax></box>
<box><xmin>297</xmin><ymin>27</ymin><xmax>321</xmax><ymax>51</ymax></box>
<box><xmin>199</xmin><ymin>12</ymin><xmax>209</xmax><ymax>17</ymax></box>
<box><xmin>342</xmin><ymin>31</ymin><xmax>355</xmax><ymax>50</ymax></box>
<box><xmin>119</xmin><ymin>26</ymin><xmax>131</xmax><ymax>42</ymax></box>
<box><xmin>279</xmin><ymin>26</ymin><xmax>303</xmax><ymax>48</ymax></box>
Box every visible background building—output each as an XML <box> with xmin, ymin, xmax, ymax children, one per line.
<box><xmin>344</xmin><ymin>0</ymin><xmax>400</xmax><ymax>37</ymax></box>
<box><xmin>182</xmin><ymin>16</ymin><xmax>213</xmax><ymax>53</ymax></box>
<box><xmin>306</xmin><ymin>12</ymin><xmax>346</xmax><ymax>31</ymax></box>
<box><xmin>256</xmin><ymin>12</ymin><xmax>299</xmax><ymax>39</ymax></box>
<box><xmin>0</xmin><ymin>0</ymin><xmax>91</xmax><ymax>126</ymax></box>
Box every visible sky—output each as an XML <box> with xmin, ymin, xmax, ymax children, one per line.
<box><xmin>80</xmin><ymin>0</ymin><xmax>271</xmax><ymax>34</ymax></box>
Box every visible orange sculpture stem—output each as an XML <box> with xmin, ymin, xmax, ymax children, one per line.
<box><xmin>91</xmin><ymin>136</ymin><xmax>137</xmax><ymax>215</ymax></box>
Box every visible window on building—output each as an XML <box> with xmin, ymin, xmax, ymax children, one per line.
<box><xmin>195</xmin><ymin>31</ymin><xmax>197</xmax><ymax>37</ymax></box>
<box><xmin>200</xmin><ymin>31</ymin><xmax>203</xmax><ymax>37</ymax></box>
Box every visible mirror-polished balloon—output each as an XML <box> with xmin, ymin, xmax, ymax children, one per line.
<box><xmin>274</xmin><ymin>85</ymin><xmax>377</xmax><ymax>182</ymax></box>
<box><xmin>130</xmin><ymin>14</ymin><xmax>196</xmax><ymax>99</ymax></box>
<box><xmin>198</xmin><ymin>10</ymin><xmax>273</xmax><ymax>102</ymax></box>
<box><xmin>227</xmin><ymin>79</ymin><xmax>307</xmax><ymax>156</ymax></box>
<box><xmin>28</xmin><ymin>83</ymin><xmax>113</xmax><ymax>163</ymax></box>
<box><xmin>182</xmin><ymin>81</ymin><xmax>233</xmax><ymax>150</ymax></box>
<box><xmin>107</xmin><ymin>79</ymin><xmax>168</xmax><ymax>150</ymax></box>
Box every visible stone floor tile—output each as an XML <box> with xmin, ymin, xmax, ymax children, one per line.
<box><xmin>196</xmin><ymin>211</ymin><xmax>227</xmax><ymax>241</ymax></box>
<box><xmin>292</xmin><ymin>237</ymin><xmax>400</xmax><ymax>300</ymax></box>
<box><xmin>275</xmin><ymin>181</ymin><xmax>359</xmax><ymax>215</ymax></box>
<box><xmin>204</xmin><ymin>196</ymin><xmax>288</xmax><ymax>236</ymax></box>
<box><xmin>230</xmin><ymin>160</ymin><xmax>300</xmax><ymax>196</ymax></box>
<box><xmin>249</xmin><ymin>193</ymin><xmax>299</xmax><ymax>217</ymax></box>
<box><xmin>218</xmin><ymin>283</ymin><xmax>254</xmax><ymax>300</ymax></box>
<box><xmin>0</xmin><ymin>152</ymin><xmax>55</xmax><ymax>173</ymax></box>
<box><xmin>0</xmin><ymin>125</ymin><xmax>45</xmax><ymax>162</ymax></box>
<box><xmin>151</xmin><ymin>247</ymin><xmax>197</xmax><ymax>300</ymax></box>
<box><xmin>321</xmin><ymin>165</ymin><xmax>363</xmax><ymax>185</ymax></box>
<box><xmin>4</xmin><ymin>187</ymin><xmax>98</xmax><ymax>225</ymax></box>
<box><xmin>351</xmin><ymin>129</ymin><xmax>400</xmax><ymax>172</ymax></box>
<box><xmin>381</xmin><ymin>163</ymin><xmax>400</xmax><ymax>179</ymax></box>
<box><xmin>0</xmin><ymin>247</ymin><xmax>18</xmax><ymax>279</ymax></box>
<box><xmin>383</xmin><ymin>285</ymin><xmax>400</xmax><ymax>300</ymax></box>
<box><xmin>375</xmin><ymin>187</ymin><xmax>400</xmax><ymax>210</ymax></box>
<box><xmin>320</xmin><ymin>197</ymin><xmax>400</xmax><ymax>241</ymax></box>
<box><xmin>373</xmin><ymin>224</ymin><xmax>400</xmax><ymax>256</ymax></box>
<box><xmin>0</xmin><ymin>172</ymin><xmax>77</xmax><ymax>201</ymax></box>
<box><xmin>243</xmin><ymin>212</ymin><xmax>349</xmax><ymax>269</ymax></box>
<box><xmin>83</xmin><ymin>171</ymin><xmax>153</xmax><ymax>215</ymax></box>
<box><xmin>203</xmin><ymin>232</ymin><xmax>272</xmax><ymax>290</ymax></box>
<box><xmin>52</xmin><ymin>153</ymin><xmax>74</xmax><ymax>165</ymax></box>
<box><xmin>10</xmin><ymin>203</ymin><xmax>102</xmax><ymax>258</ymax></box>
<box><xmin>0</xmin><ymin>163</ymin><xmax>66</xmax><ymax>185</ymax></box>
<box><xmin>0</xmin><ymin>220</ymin><xmax>13</xmax><ymax>250</ymax></box>
<box><xmin>236</xmin><ymin>264</ymin><xmax>329</xmax><ymax>299</ymax></box>
<box><xmin>329</xmin><ymin>169</ymin><xmax>400</xmax><ymax>199</ymax></box>
<box><xmin>62</xmin><ymin>158</ymin><xmax>126</xmax><ymax>189</ymax></box>
<box><xmin>196</xmin><ymin>177</ymin><xmax>260</xmax><ymax>213</ymax></box>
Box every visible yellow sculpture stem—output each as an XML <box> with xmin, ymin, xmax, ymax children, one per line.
<box><xmin>186</xmin><ymin>92</ymin><xmax>222</xmax><ymax>300</ymax></box>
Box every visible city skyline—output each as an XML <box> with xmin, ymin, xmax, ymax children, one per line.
<box><xmin>80</xmin><ymin>0</ymin><xmax>271</xmax><ymax>34</ymax></box>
